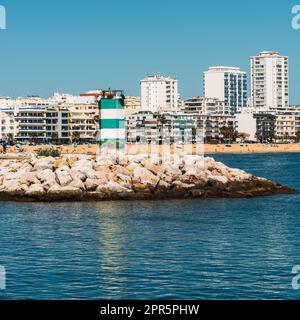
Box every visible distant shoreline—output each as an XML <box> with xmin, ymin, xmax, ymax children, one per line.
<box><xmin>204</xmin><ymin>143</ymin><xmax>300</xmax><ymax>155</ymax></box>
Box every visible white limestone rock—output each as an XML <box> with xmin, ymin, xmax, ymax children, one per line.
<box><xmin>56</xmin><ymin>170</ymin><xmax>73</xmax><ymax>187</ymax></box>
<box><xmin>37</xmin><ymin>169</ymin><xmax>56</xmax><ymax>183</ymax></box>
<box><xmin>70</xmin><ymin>179</ymin><xmax>86</xmax><ymax>190</ymax></box>
<box><xmin>34</xmin><ymin>157</ymin><xmax>55</xmax><ymax>171</ymax></box>
<box><xmin>20</xmin><ymin>172</ymin><xmax>40</xmax><ymax>186</ymax></box>
<box><xmin>96</xmin><ymin>181</ymin><xmax>130</xmax><ymax>194</ymax></box>
<box><xmin>25</xmin><ymin>184</ymin><xmax>44</xmax><ymax>197</ymax></box>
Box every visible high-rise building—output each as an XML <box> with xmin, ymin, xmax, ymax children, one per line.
<box><xmin>250</xmin><ymin>51</ymin><xmax>289</xmax><ymax>111</ymax></box>
<box><xmin>141</xmin><ymin>74</ymin><xmax>178</xmax><ymax>113</ymax></box>
<box><xmin>204</xmin><ymin>66</ymin><xmax>247</xmax><ymax>114</ymax></box>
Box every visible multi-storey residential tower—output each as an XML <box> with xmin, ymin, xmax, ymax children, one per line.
<box><xmin>204</xmin><ymin>66</ymin><xmax>247</xmax><ymax>114</ymax></box>
<box><xmin>250</xmin><ymin>51</ymin><xmax>289</xmax><ymax>111</ymax></box>
<box><xmin>141</xmin><ymin>74</ymin><xmax>178</xmax><ymax>113</ymax></box>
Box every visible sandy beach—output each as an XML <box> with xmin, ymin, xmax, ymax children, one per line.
<box><xmin>204</xmin><ymin>143</ymin><xmax>300</xmax><ymax>154</ymax></box>
<box><xmin>2</xmin><ymin>143</ymin><xmax>299</xmax><ymax>157</ymax></box>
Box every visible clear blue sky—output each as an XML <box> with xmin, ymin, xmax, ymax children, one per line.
<box><xmin>0</xmin><ymin>0</ymin><xmax>299</xmax><ymax>103</ymax></box>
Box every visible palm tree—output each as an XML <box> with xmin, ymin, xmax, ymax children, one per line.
<box><xmin>255</xmin><ymin>131</ymin><xmax>263</xmax><ymax>143</ymax></box>
<box><xmin>93</xmin><ymin>115</ymin><xmax>99</xmax><ymax>124</ymax></box>
<box><xmin>266</xmin><ymin>129</ymin><xmax>275</xmax><ymax>143</ymax></box>
<box><xmin>220</xmin><ymin>126</ymin><xmax>238</xmax><ymax>143</ymax></box>
<box><xmin>6</xmin><ymin>133</ymin><xmax>14</xmax><ymax>143</ymax></box>
<box><xmin>192</xmin><ymin>127</ymin><xmax>197</xmax><ymax>145</ymax></box>
<box><xmin>71</xmin><ymin>131</ymin><xmax>81</xmax><ymax>144</ymax></box>
<box><xmin>157</xmin><ymin>114</ymin><xmax>168</xmax><ymax>143</ymax></box>
<box><xmin>51</xmin><ymin>132</ymin><xmax>59</xmax><ymax>145</ymax></box>
<box><xmin>296</xmin><ymin>131</ymin><xmax>300</xmax><ymax>143</ymax></box>
<box><xmin>157</xmin><ymin>114</ymin><xmax>168</xmax><ymax>163</ymax></box>
<box><xmin>29</xmin><ymin>132</ymin><xmax>39</xmax><ymax>144</ymax></box>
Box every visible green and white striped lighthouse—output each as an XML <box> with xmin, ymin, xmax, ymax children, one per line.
<box><xmin>98</xmin><ymin>90</ymin><xmax>126</xmax><ymax>154</ymax></box>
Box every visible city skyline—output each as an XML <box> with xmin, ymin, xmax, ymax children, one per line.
<box><xmin>0</xmin><ymin>0</ymin><xmax>299</xmax><ymax>103</ymax></box>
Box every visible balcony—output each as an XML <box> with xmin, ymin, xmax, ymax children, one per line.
<box><xmin>18</xmin><ymin>128</ymin><xmax>46</xmax><ymax>132</ymax></box>
<box><xmin>18</xmin><ymin>122</ymin><xmax>46</xmax><ymax>126</ymax></box>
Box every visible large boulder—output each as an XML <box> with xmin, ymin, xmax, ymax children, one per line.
<box><xmin>113</xmin><ymin>174</ymin><xmax>132</xmax><ymax>189</ymax></box>
<box><xmin>56</xmin><ymin>170</ymin><xmax>73</xmax><ymax>187</ymax></box>
<box><xmin>37</xmin><ymin>169</ymin><xmax>56</xmax><ymax>183</ymax></box>
<box><xmin>132</xmin><ymin>166</ymin><xmax>160</xmax><ymax>193</ymax></box>
<box><xmin>20</xmin><ymin>172</ymin><xmax>40</xmax><ymax>186</ymax></box>
<box><xmin>70</xmin><ymin>179</ymin><xmax>85</xmax><ymax>190</ymax></box>
<box><xmin>42</xmin><ymin>179</ymin><xmax>58</xmax><ymax>192</ymax></box>
<box><xmin>112</xmin><ymin>165</ymin><xmax>132</xmax><ymax>177</ymax></box>
<box><xmin>94</xmin><ymin>165</ymin><xmax>111</xmax><ymax>175</ymax></box>
<box><xmin>4</xmin><ymin>163</ymin><xmax>33</xmax><ymax>181</ymax></box>
<box><xmin>171</xmin><ymin>181</ymin><xmax>196</xmax><ymax>191</ymax></box>
<box><xmin>3</xmin><ymin>180</ymin><xmax>24</xmax><ymax>195</ymax></box>
<box><xmin>47</xmin><ymin>184</ymin><xmax>63</xmax><ymax>195</ymax></box>
<box><xmin>72</xmin><ymin>159</ymin><xmax>93</xmax><ymax>170</ymax></box>
<box><xmin>70</xmin><ymin>166</ymin><xmax>96</xmax><ymax>180</ymax></box>
<box><xmin>47</xmin><ymin>185</ymin><xmax>82</xmax><ymax>199</ymax></box>
<box><xmin>164</xmin><ymin>164</ymin><xmax>182</xmax><ymax>180</ymax></box>
<box><xmin>143</xmin><ymin>161</ymin><xmax>166</xmax><ymax>176</ymax></box>
<box><xmin>96</xmin><ymin>181</ymin><xmax>131</xmax><ymax>196</ymax></box>
<box><xmin>228</xmin><ymin>168</ymin><xmax>252</xmax><ymax>181</ymax></box>
<box><xmin>154</xmin><ymin>180</ymin><xmax>171</xmax><ymax>196</ymax></box>
<box><xmin>84</xmin><ymin>179</ymin><xmax>100</xmax><ymax>191</ymax></box>
<box><xmin>25</xmin><ymin>184</ymin><xmax>45</xmax><ymax>197</ymax></box>
<box><xmin>70</xmin><ymin>170</ymin><xmax>87</xmax><ymax>182</ymax></box>
<box><xmin>210</xmin><ymin>175</ymin><xmax>229</xmax><ymax>185</ymax></box>
<box><xmin>4</xmin><ymin>171</ymin><xmax>23</xmax><ymax>181</ymax></box>
<box><xmin>34</xmin><ymin>157</ymin><xmax>56</xmax><ymax>171</ymax></box>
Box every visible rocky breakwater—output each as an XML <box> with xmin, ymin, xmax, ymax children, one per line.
<box><xmin>0</xmin><ymin>155</ymin><xmax>295</xmax><ymax>201</ymax></box>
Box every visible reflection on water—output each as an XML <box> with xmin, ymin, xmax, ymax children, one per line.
<box><xmin>0</xmin><ymin>153</ymin><xmax>300</xmax><ymax>299</ymax></box>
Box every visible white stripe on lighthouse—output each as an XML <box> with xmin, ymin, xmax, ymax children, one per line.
<box><xmin>100</xmin><ymin>128</ymin><xmax>126</xmax><ymax>140</ymax></box>
<box><xmin>101</xmin><ymin>109</ymin><xmax>125</xmax><ymax>119</ymax></box>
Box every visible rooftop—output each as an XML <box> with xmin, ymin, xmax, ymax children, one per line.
<box><xmin>206</xmin><ymin>66</ymin><xmax>246</xmax><ymax>74</ymax></box>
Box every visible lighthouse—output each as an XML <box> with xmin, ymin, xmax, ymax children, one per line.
<box><xmin>98</xmin><ymin>90</ymin><xmax>126</xmax><ymax>156</ymax></box>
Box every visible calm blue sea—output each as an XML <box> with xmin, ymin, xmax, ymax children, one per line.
<box><xmin>0</xmin><ymin>153</ymin><xmax>300</xmax><ymax>300</ymax></box>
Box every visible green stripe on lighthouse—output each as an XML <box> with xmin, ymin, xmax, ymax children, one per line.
<box><xmin>100</xmin><ymin>119</ymin><xmax>125</xmax><ymax>129</ymax></box>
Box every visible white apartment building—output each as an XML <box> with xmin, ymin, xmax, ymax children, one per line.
<box><xmin>0</xmin><ymin>110</ymin><xmax>17</xmax><ymax>140</ymax></box>
<box><xmin>124</xmin><ymin>96</ymin><xmax>141</xmax><ymax>116</ymax></box>
<box><xmin>126</xmin><ymin>111</ymin><xmax>197</xmax><ymax>145</ymax></box>
<box><xmin>52</xmin><ymin>92</ymin><xmax>96</xmax><ymax>105</ymax></box>
<box><xmin>184</xmin><ymin>97</ymin><xmax>229</xmax><ymax>115</ymax></box>
<box><xmin>275</xmin><ymin>114</ymin><xmax>296</xmax><ymax>140</ymax></box>
<box><xmin>250</xmin><ymin>51</ymin><xmax>289</xmax><ymax>111</ymax></box>
<box><xmin>0</xmin><ymin>93</ymin><xmax>99</xmax><ymax>142</ymax></box>
<box><xmin>14</xmin><ymin>106</ymin><xmax>70</xmax><ymax>142</ymax></box>
<box><xmin>68</xmin><ymin>104</ymin><xmax>98</xmax><ymax>141</ymax></box>
<box><xmin>204</xmin><ymin>66</ymin><xmax>247</xmax><ymax>114</ymax></box>
<box><xmin>141</xmin><ymin>75</ymin><xmax>178</xmax><ymax>113</ymax></box>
